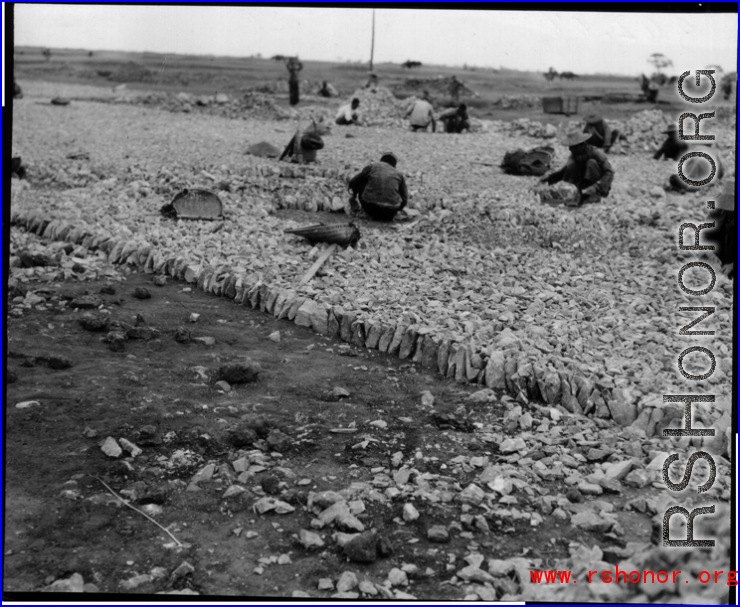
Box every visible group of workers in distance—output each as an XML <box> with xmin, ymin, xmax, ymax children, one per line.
<box><xmin>404</xmin><ymin>91</ymin><xmax>471</xmax><ymax>134</ymax></box>
<box><xmin>324</xmin><ymin>77</ymin><xmax>733</xmax><ymax>279</ymax></box>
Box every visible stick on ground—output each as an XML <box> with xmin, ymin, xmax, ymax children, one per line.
<box><xmin>95</xmin><ymin>476</ymin><xmax>184</xmax><ymax>547</ymax></box>
<box><xmin>300</xmin><ymin>243</ymin><xmax>338</xmax><ymax>285</ymax></box>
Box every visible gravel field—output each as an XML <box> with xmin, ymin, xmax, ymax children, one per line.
<box><xmin>10</xmin><ymin>80</ymin><xmax>735</xmax><ymax>435</ymax></box>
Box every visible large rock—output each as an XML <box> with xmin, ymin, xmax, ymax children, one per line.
<box><xmin>295</xmin><ymin>299</ymin><xmax>329</xmax><ymax>335</ymax></box>
<box><xmin>603</xmin><ymin>460</ymin><xmax>633</xmax><ymax>480</ymax></box>
<box><xmin>484</xmin><ymin>350</ymin><xmax>506</xmax><ymax>389</ymax></box>
<box><xmin>398</xmin><ymin>326</ymin><xmax>418</xmax><ymax>360</ymax></box>
<box><xmin>607</xmin><ymin>388</ymin><xmax>638</xmax><ymax>425</ymax></box>
<box><xmin>344</xmin><ymin>531</ymin><xmax>378</xmax><ymax>563</ymax></box>
<box><xmin>365</xmin><ymin>323</ymin><xmax>382</xmax><ymax>349</ymax></box>
<box><xmin>339</xmin><ymin>312</ymin><xmax>356</xmax><ymax>343</ymax></box>
<box><xmin>420</xmin><ymin>336</ymin><xmax>440</xmax><ymax>371</ymax></box>
<box><xmin>215</xmin><ymin>359</ymin><xmax>261</xmax><ymax>384</ymax></box>
<box><xmin>387</xmin><ymin>324</ymin><xmax>406</xmax><ymax>356</ymax></box>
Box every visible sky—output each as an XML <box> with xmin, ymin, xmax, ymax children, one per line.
<box><xmin>12</xmin><ymin>4</ymin><xmax>739</xmax><ymax>76</ymax></box>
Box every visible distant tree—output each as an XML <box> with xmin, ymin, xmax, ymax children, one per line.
<box><xmin>647</xmin><ymin>53</ymin><xmax>672</xmax><ymax>73</ymax></box>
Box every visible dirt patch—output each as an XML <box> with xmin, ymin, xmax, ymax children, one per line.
<box><xmin>4</xmin><ymin>265</ymin><xmax>705</xmax><ymax>600</ymax></box>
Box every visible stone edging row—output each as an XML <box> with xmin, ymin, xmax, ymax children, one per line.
<box><xmin>12</xmin><ymin>206</ymin><xmax>663</xmax><ymax>434</ymax></box>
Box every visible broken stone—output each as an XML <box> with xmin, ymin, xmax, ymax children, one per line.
<box><xmin>266</xmin><ymin>429</ymin><xmax>292</xmax><ymax>452</ymax></box>
<box><xmin>427</xmin><ymin>525</ymin><xmax>450</xmax><ymax>543</ymax></box>
<box><xmin>79</xmin><ymin>314</ymin><xmax>109</xmax><ymax>332</ymax></box>
<box><xmin>459</xmin><ymin>483</ymin><xmax>486</xmax><ymax>506</ymax></box>
<box><xmin>299</xmin><ymin>529</ymin><xmax>325</xmax><ymax>550</ymax></box>
<box><xmin>193</xmin><ymin>336</ymin><xmax>216</xmax><ymax>347</ymax></box>
<box><xmin>571</xmin><ymin>510</ymin><xmax>613</xmax><ymax>532</ymax></box>
<box><xmin>336</xmin><ymin>571</ymin><xmax>358</xmax><ymax>593</ymax></box>
<box><xmin>106</xmin><ymin>331</ymin><xmax>127</xmax><ymax>352</ymax></box>
<box><xmin>359</xmin><ymin>580</ymin><xmax>378</xmax><ymax>596</ymax></box>
<box><xmin>268</xmin><ymin>331</ymin><xmax>281</xmax><ymax>342</ymax></box>
<box><xmin>598</xmin><ymin>478</ymin><xmax>623</xmax><ymax>494</ymax></box>
<box><xmin>191</xmin><ymin>463</ymin><xmax>216</xmax><ymax>484</ymax></box>
<box><xmin>577</xmin><ymin>481</ymin><xmax>603</xmax><ymax>496</ymax></box>
<box><xmin>624</xmin><ymin>469</ymin><xmax>650</xmax><ymax>488</ymax></box>
<box><xmin>223</xmin><ymin>485</ymin><xmax>246</xmax><ymax>499</ymax></box>
<box><xmin>458</xmin><ymin>565</ymin><xmax>496</xmax><ymax>584</ymax></box>
<box><xmin>603</xmin><ymin>460</ymin><xmax>633</xmax><ymax>480</ymax></box>
<box><xmin>402</xmin><ymin>503</ymin><xmax>420</xmax><ymax>522</ymax></box>
<box><xmin>344</xmin><ymin>531</ymin><xmax>378</xmax><ymax>563</ymax></box>
<box><xmin>387</xmin><ymin>568</ymin><xmax>408</xmax><ymax>587</ymax></box>
<box><xmin>500</xmin><ymin>437</ymin><xmax>526</xmax><ymax>454</ymax></box>
<box><xmin>119</xmin><ymin>438</ymin><xmax>142</xmax><ymax>458</ymax></box>
<box><xmin>101</xmin><ymin>437</ymin><xmax>122</xmax><ymax>458</ymax></box>
<box><xmin>69</xmin><ymin>296</ymin><xmax>102</xmax><ymax>310</ymax></box>
<box><xmin>420</xmin><ymin>391</ymin><xmax>435</xmax><ymax>407</ymax></box>
<box><xmin>333</xmin><ymin>386</ymin><xmax>351</xmax><ymax>399</ymax></box>
<box><xmin>214</xmin><ymin>358</ymin><xmax>261</xmax><ymax>384</ymax></box>
<box><xmin>214</xmin><ymin>380</ymin><xmax>231</xmax><ymax>392</ymax></box>
<box><xmin>317</xmin><ymin>578</ymin><xmax>334</xmax><ymax>591</ymax></box>
<box><xmin>42</xmin><ymin>573</ymin><xmax>86</xmax><ymax>593</ymax></box>
<box><xmin>133</xmin><ymin>287</ymin><xmax>151</xmax><ymax>300</ymax></box>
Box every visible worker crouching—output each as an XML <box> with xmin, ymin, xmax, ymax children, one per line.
<box><xmin>348</xmin><ymin>153</ymin><xmax>409</xmax><ymax>222</ymax></box>
<box><xmin>540</xmin><ymin>131</ymin><xmax>615</xmax><ymax>206</ymax></box>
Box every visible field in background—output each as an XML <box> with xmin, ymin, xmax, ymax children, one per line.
<box><xmin>12</xmin><ymin>46</ymin><xmax>702</xmax><ymax>123</ymax></box>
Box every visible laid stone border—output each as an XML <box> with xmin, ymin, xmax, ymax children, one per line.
<box><xmin>10</xmin><ymin>206</ymin><xmax>719</xmax><ymax>442</ymax></box>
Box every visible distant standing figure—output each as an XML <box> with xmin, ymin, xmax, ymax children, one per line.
<box><xmin>365</xmin><ymin>72</ymin><xmax>379</xmax><ymax>88</ymax></box>
<box><xmin>406</xmin><ymin>97</ymin><xmax>436</xmax><ymax>132</ymax></box>
<box><xmin>583</xmin><ymin>113</ymin><xmax>620</xmax><ymax>153</ymax></box>
<box><xmin>439</xmin><ymin>104</ymin><xmax>470</xmax><ymax>133</ymax></box>
<box><xmin>42</xmin><ymin>48</ymin><xmax>51</xmax><ymax>62</ymax></box>
<box><xmin>653</xmin><ymin>124</ymin><xmax>689</xmax><ymax>161</ymax></box>
<box><xmin>13</xmin><ymin>79</ymin><xmax>23</xmax><ymax>99</ymax></box>
<box><xmin>348</xmin><ymin>153</ymin><xmax>408</xmax><ymax>222</ymax></box>
<box><xmin>540</xmin><ymin>130</ymin><xmax>615</xmax><ymax>206</ymax></box>
<box><xmin>336</xmin><ymin>98</ymin><xmax>361</xmax><ymax>125</ymax></box>
<box><xmin>319</xmin><ymin>81</ymin><xmax>338</xmax><ymax>98</ymax></box>
<box><xmin>448</xmin><ymin>76</ymin><xmax>464</xmax><ymax>104</ymax></box>
<box><xmin>286</xmin><ymin>57</ymin><xmax>303</xmax><ymax>106</ymax></box>
<box><xmin>721</xmin><ymin>74</ymin><xmax>734</xmax><ymax>101</ymax></box>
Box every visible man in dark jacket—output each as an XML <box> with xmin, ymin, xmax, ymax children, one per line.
<box><xmin>704</xmin><ymin>179</ymin><xmax>735</xmax><ymax>278</ymax></box>
<box><xmin>348</xmin><ymin>153</ymin><xmax>408</xmax><ymax>221</ymax></box>
<box><xmin>654</xmin><ymin>124</ymin><xmax>689</xmax><ymax>161</ymax></box>
<box><xmin>540</xmin><ymin>131</ymin><xmax>615</xmax><ymax>205</ymax></box>
<box><xmin>439</xmin><ymin>104</ymin><xmax>470</xmax><ymax>133</ymax></box>
<box><xmin>583</xmin><ymin>113</ymin><xmax>620</xmax><ymax>153</ymax></box>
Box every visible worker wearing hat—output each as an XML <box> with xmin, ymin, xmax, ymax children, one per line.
<box><xmin>348</xmin><ymin>152</ymin><xmax>409</xmax><ymax>221</ymax></box>
<box><xmin>583</xmin><ymin>113</ymin><xmax>620</xmax><ymax>153</ymax></box>
<box><xmin>705</xmin><ymin>179</ymin><xmax>736</xmax><ymax>278</ymax></box>
<box><xmin>654</xmin><ymin>123</ymin><xmax>690</xmax><ymax>161</ymax></box>
<box><xmin>539</xmin><ymin>130</ymin><xmax>615</xmax><ymax>206</ymax></box>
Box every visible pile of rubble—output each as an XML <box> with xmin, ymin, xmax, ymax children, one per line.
<box><xmin>490</xmin><ymin>95</ymin><xmax>541</xmax><ymax>109</ymax></box>
<box><xmin>491</xmin><ymin>118</ymin><xmax>559</xmax><ymax>139</ymax></box>
<box><xmin>345</xmin><ymin>86</ymin><xmax>417</xmax><ymax>128</ymax></box>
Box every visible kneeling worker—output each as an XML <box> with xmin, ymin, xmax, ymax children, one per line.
<box><xmin>348</xmin><ymin>153</ymin><xmax>408</xmax><ymax>222</ymax></box>
<box><xmin>406</xmin><ymin>96</ymin><xmax>436</xmax><ymax>132</ymax></box>
<box><xmin>583</xmin><ymin>113</ymin><xmax>620</xmax><ymax>153</ymax></box>
<box><xmin>540</xmin><ymin>131</ymin><xmax>615</xmax><ymax>205</ymax></box>
<box><xmin>336</xmin><ymin>98</ymin><xmax>361</xmax><ymax>125</ymax></box>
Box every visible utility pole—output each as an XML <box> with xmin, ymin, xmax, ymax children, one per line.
<box><xmin>369</xmin><ymin>9</ymin><xmax>375</xmax><ymax>72</ymax></box>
